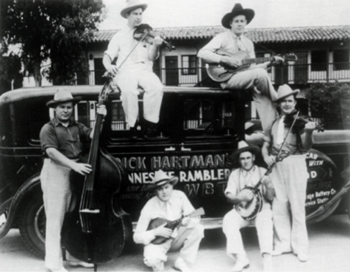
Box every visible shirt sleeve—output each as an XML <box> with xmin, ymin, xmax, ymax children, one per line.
<box><xmin>225</xmin><ymin>170</ymin><xmax>238</xmax><ymax>196</ymax></box>
<box><xmin>104</xmin><ymin>33</ymin><xmax>120</xmax><ymax>61</ymax></box>
<box><xmin>263</xmin><ymin>120</ymin><xmax>274</xmax><ymax>143</ymax></box>
<box><xmin>133</xmin><ymin>205</ymin><xmax>157</xmax><ymax>245</ymax></box>
<box><xmin>39</xmin><ymin>123</ymin><xmax>58</xmax><ymax>153</ymax></box>
<box><xmin>197</xmin><ymin>34</ymin><xmax>224</xmax><ymax>64</ymax></box>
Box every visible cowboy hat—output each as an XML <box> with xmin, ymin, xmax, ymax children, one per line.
<box><xmin>120</xmin><ymin>0</ymin><xmax>148</xmax><ymax>18</ymax></box>
<box><xmin>146</xmin><ymin>170</ymin><xmax>179</xmax><ymax>191</ymax></box>
<box><xmin>230</xmin><ymin>140</ymin><xmax>260</xmax><ymax>160</ymax></box>
<box><xmin>274</xmin><ymin>84</ymin><xmax>300</xmax><ymax>102</ymax></box>
<box><xmin>221</xmin><ymin>3</ymin><xmax>255</xmax><ymax>29</ymax></box>
<box><xmin>46</xmin><ymin>89</ymin><xmax>82</xmax><ymax>108</ymax></box>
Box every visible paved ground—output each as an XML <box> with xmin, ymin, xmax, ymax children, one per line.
<box><xmin>0</xmin><ymin>214</ymin><xmax>350</xmax><ymax>272</ymax></box>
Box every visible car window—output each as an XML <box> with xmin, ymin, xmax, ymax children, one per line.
<box><xmin>183</xmin><ymin>97</ymin><xmax>238</xmax><ymax>139</ymax></box>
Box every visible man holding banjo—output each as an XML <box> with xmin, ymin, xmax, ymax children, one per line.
<box><xmin>222</xmin><ymin>141</ymin><xmax>275</xmax><ymax>272</ymax></box>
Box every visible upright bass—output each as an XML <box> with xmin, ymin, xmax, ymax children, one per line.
<box><xmin>61</xmin><ymin>79</ymin><xmax>132</xmax><ymax>269</ymax></box>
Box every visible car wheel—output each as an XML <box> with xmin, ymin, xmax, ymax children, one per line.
<box><xmin>19</xmin><ymin>197</ymin><xmax>46</xmax><ymax>259</ymax></box>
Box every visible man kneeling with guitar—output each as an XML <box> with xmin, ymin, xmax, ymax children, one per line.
<box><xmin>223</xmin><ymin>141</ymin><xmax>275</xmax><ymax>272</ymax></box>
<box><xmin>198</xmin><ymin>3</ymin><xmax>285</xmax><ymax>132</ymax></box>
<box><xmin>133</xmin><ymin>170</ymin><xmax>204</xmax><ymax>272</ymax></box>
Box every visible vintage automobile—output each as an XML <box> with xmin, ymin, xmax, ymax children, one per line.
<box><xmin>0</xmin><ymin>84</ymin><xmax>349</xmax><ymax>259</ymax></box>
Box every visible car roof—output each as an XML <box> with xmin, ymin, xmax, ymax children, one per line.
<box><xmin>0</xmin><ymin>85</ymin><xmax>233</xmax><ymax>106</ymax></box>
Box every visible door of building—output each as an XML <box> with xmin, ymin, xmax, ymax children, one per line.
<box><xmin>294</xmin><ymin>52</ymin><xmax>308</xmax><ymax>83</ymax></box>
<box><xmin>165</xmin><ymin>56</ymin><xmax>179</xmax><ymax>86</ymax></box>
<box><xmin>94</xmin><ymin>58</ymin><xmax>105</xmax><ymax>85</ymax></box>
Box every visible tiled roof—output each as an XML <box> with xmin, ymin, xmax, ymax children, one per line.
<box><xmin>93</xmin><ymin>25</ymin><xmax>350</xmax><ymax>43</ymax></box>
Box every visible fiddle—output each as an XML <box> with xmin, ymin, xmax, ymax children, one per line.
<box><xmin>134</xmin><ymin>24</ymin><xmax>175</xmax><ymax>51</ymax></box>
<box><xmin>284</xmin><ymin>110</ymin><xmax>324</xmax><ymax>133</ymax></box>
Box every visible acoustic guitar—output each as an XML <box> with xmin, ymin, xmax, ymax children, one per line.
<box><xmin>206</xmin><ymin>50</ymin><xmax>298</xmax><ymax>82</ymax></box>
<box><xmin>147</xmin><ymin>207</ymin><xmax>205</xmax><ymax>244</ymax></box>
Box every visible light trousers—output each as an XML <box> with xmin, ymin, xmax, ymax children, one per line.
<box><xmin>222</xmin><ymin>208</ymin><xmax>273</xmax><ymax>257</ymax></box>
<box><xmin>40</xmin><ymin>159</ymin><xmax>80</xmax><ymax>270</ymax></box>
<box><xmin>114</xmin><ymin>67</ymin><xmax>163</xmax><ymax>127</ymax></box>
<box><xmin>143</xmin><ymin>224</ymin><xmax>204</xmax><ymax>268</ymax></box>
<box><xmin>270</xmin><ymin>155</ymin><xmax>309</xmax><ymax>255</ymax></box>
<box><xmin>222</xmin><ymin>68</ymin><xmax>278</xmax><ymax>131</ymax></box>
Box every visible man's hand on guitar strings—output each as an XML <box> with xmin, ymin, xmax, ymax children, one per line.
<box><xmin>220</xmin><ymin>55</ymin><xmax>241</xmax><ymax>68</ymax></box>
<box><xmin>153</xmin><ymin>223</ymin><xmax>173</xmax><ymax>238</ymax></box>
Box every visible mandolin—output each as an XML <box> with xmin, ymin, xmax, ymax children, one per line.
<box><xmin>206</xmin><ymin>50</ymin><xmax>298</xmax><ymax>82</ymax></box>
<box><xmin>147</xmin><ymin>207</ymin><xmax>205</xmax><ymax>244</ymax></box>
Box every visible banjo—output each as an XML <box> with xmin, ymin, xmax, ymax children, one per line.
<box><xmin>236</xmin><ymin>111</ymin><xmax>301</xmax><ymax>220</ymax></box>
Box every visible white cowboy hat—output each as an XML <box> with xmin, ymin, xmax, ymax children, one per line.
<box><xmin>46</xmin><ymin>89</ymin><xmax>82</xmax><ymax>108</ymax></box>
<box><xmin>120</xmin><ymin>0</ymin><xmax>148</xmax><ymax>18</ymax></box>
<box><xmin>230</xmin><ymin>140</ymin><xmax>260</xmax><ymax>160</ymax></box>
<box><xmin>274</xmin><ymin>84</ymin><xmax>300</xmax><ymax>102</ymax></box>
<box><xmin>146</xmin><ymin>170</ymin><xmax>179</xmax><ymax>191</ymax></box>
<box><xmin>221</xmin><ymin>3</ymin><xmax>255</xmax><ymax>29</ymax></box>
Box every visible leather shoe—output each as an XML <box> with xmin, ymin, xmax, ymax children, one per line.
<box><xmin>47</xmin><ymin>267</ymin><xmax>68</xmax><ymax>272</ymax></box>
<box><xmin>69</xmin><ymin>261</ymin><xmax>94</xmax><ymax>268</ymax></box>
<box><xmin>272</xmin><ymin>248</ymin><xmax>292</xmax><ymax>256</ymax></box>
<box><xmin>262</xmin><ymin>255</ymin><xmax>274</xmax><ymax>272</ymax></box>
<box><xmin>232</xmin><ymin>255</ymin><xmax>249</xmax><ymax>272</ymax></box>
<box><xmin>151</xmin><ymin>261</ymin><xmax>164</xmax><ymax>272</ymax></box>
<box><xmin>297</xmin><ymin>253</ymin><xmax>308</xmax><ymax>262</ymax></box>
<box><xmin>174</xmin><ymin>257</ymin><xmax>192</xmax><ymax>272</ymax></box>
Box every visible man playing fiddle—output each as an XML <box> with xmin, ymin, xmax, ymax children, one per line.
<box><xmin>103</xmin><ymin>0</ymin><xmax>164</xmax><ymax>139</ymax></box>
<box><xmin>198</xmin><ymin>3</ymin><xmax>283</xmax><ymax>132</ymax></box>
<box><xmin>262</xmin><ymin>84</ymin><xmax>317</xmax><ymax>262</ymax></box>
<box><xmin>223</xmin><ymin>141</ymin><xmax>275</xmax><ymax>272</ymax></box>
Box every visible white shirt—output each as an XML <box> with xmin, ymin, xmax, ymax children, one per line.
<box><xmin>104</xmin><ymin>26</ymin><xmax>153</xmax><ymax>72</ymax></box>
<box><xmin>198</xmin><ymin>30</ymin><xmax>255</xmax><ymax>64</ymax></box>
<box><xmin>133</xmin><ymin>190</ymin><xmax>198</xmax><ymax>245</ymax></box>
<box><xmin>225</xmin><ymin>166</ymin><xmax>271</xmax><ymax>210</ymax></box>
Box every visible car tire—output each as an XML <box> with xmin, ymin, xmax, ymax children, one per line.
<box><xmin>18</xmin><ymin>196</ymin><xmax>46</xmax><ymax>259</ymax></box>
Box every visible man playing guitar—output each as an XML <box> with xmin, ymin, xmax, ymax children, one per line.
<box><xmin>223</xmin><ymin>141</ymin><xmax>275</xmax><ymax>272</ymax></box>
<box><xmin>198</xmin><ymin>3</ymin><xmax>283</xmax><ymax>132</ymax></box>
<box><xmin>133</xmin><ymin>170</ymin><xmax>204</xmax><ymax>272</ymax></box>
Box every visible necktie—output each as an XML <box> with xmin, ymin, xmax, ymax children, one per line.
<box><xmin>236</xmin><ymin>37</ymin><xmax>243</xmax><ymax>51</ymax></box>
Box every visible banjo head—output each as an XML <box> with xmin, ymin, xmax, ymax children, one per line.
<box><xmin>236</xmin><ymin>188</ymin><xmax>264</xmax><ymax>220</ymax></box>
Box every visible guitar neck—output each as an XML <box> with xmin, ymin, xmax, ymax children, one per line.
<box><xmin>243</xmin><ymin>57</ymin><xmax>273</xmax><ymax>65</ymax></box>
<box><xmin>166</xmin><ymin>208</ymin><xmax>205</xmax><ymax>228</ymax></box>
